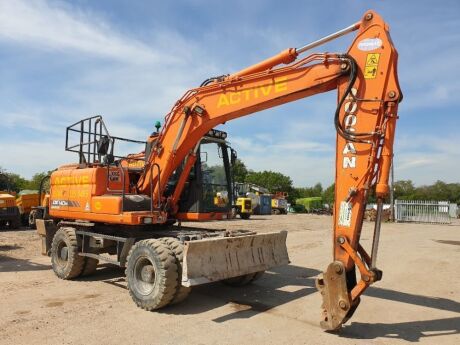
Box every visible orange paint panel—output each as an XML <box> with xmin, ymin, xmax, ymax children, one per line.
<box><xmin>91</xmin><ymin>196</ymin><xmax>122</xmax><ymax>215</ymax></box>
<box><xmin>176</xmin><ymin>212</ymin><xmax>227</xmax><ymax>221</ymax></box>
<box><xmin>49</xmin><ymin>166</ymin><xmax>130</xmax><ymax>217</ymax></box>
<box><xmin>48</xmin><ymin>209</ymin><xmax>166</xmax><ymax>225</ymax></box>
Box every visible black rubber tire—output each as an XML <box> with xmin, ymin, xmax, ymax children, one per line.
<box><xmin>51</xmin><ymin>227</ymin><xmax>85</xmax><ymax>279</ymax></box>
<box><xmin>272</xmin><ymin>209</ymin><xmax>281</xmax><ymax>215</ymax></box>
<box><xmin>126</xmin><ymin>239</ymin><xmax>178</xmax><ymax>310</ymax></box>
<box><xmin>9</xmin><ymin>216</ymin><xmax>21</xmax><ymax>230</ymax></box>
<box><xmin>21</xmin><ymin>213</ymin><xmax>29</xmax><ymax>226</ymax></box>
<box><xmin>222</xmin><ymin>271</ymin><xmax>265</xmax><ymax>287</ymax></box>
<box><xmin>240</xmin><ymin>213</ymin><xmax>250</xmax><ymax>220</ymax></box>
<box><xmin>81</xmin><ymin>257</ymin><xmax>99</xmax><ymax>276</ymax></box>
<box><xmin>160</xmin><ymin>237</ymin><xmax>192</xmax><ymax>305</ymax></box>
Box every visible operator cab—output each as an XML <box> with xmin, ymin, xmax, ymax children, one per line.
<box><xmin>176</xmin><ymin>129</ymin><xmax>234</xmax><ymax>221</ymax></box>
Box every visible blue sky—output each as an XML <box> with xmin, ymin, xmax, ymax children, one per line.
<box><xmin>1</xmin><ymin>0</ymin><xmax>459</xmax><ymax>187</ymax></box>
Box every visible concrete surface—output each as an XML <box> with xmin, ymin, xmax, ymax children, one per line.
<box><xmin>0</xmin><ymin>214</ymin><xmax>459</xmax><ymax>345</ymax></box>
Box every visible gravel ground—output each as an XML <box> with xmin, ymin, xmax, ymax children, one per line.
<box><xmin>0</xmin><ymin>214</ymin><xmax>459</xmax><ymax>345</ymax></box>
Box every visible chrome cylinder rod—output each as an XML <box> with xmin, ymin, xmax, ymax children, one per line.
<box><xmin>371</xmin><ymin>198</ymin><xmax>383</xmax><ymax>268</ymax></box>
<box><xmin>296</xmin><ymin>22</ymin><xmax>360</xmax><ymax>54</ymax></box>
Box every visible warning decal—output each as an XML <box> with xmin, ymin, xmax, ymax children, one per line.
<box><xmin>338</xmin><ymin>201</ymin><xmax>352</xmax><ymax>227</ymax></box>
<box><xmin>364</xmin><ymin>53</ymin><xmax>380</xmax><ymax>79</ymax></box>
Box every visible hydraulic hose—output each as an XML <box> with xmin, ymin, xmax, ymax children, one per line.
<box><xmin>334</xmin><ymin>55</ymin><xmax>376</xmax><ymax>143</ymax></box>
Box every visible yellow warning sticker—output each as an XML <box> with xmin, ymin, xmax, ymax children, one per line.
<box><xmin>364</xmin><ymin>66</ymin><xmax>378</xmax><ymax>79</ymax></box>
<box><xmin>366</xmin><ymin>53</ymin><xmax>380</xmax><ymax>66</ymax></box>
<box><xmin>364</xmin><ymin>53</ymin><xmax>380</xmax><ymax>79</ymax></box>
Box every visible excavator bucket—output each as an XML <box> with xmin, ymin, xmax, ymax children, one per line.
<box><xmin>181</xmin><ymin>231</ymin><xmax>289</xmax><ymax>286</ymax></box>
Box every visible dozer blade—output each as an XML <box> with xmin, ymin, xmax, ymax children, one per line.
<box><xmin>182</xmin><ymin>231</ymin><xmax>289</xmax><ymax>287</ymax></box>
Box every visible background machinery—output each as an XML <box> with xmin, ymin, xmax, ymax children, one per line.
<box><xmin>37</xmin><ymin>10</ymin><xmax>401</xmax><ymax>331</ymax></box>
<box><xmin>232</xmin><ymin>182</ymin><xmax>253</xmax><ymax>219</ymax></box>
<box><xmin>15</xmin><ymin>190</ymin><xmax>48</xmax><ymax>228</ymax></box>
<box><xmin>0</xmin><ymin>191</ymin><xmax>20</xmax><ymax>229</ymax></box>
<box><xmin>271</xmin><ymin>192</ymin><xmax>288</xmax><ymax>215</ymax></box>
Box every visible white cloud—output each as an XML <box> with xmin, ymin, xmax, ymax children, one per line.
<box><xmin>0</xmin><ymin>138</ymin><xmax>73</xmax><ymax>176</ymax></box>
<box><xmin>230</xmin><ymin>130</ymin><xmax>460</xmax><ymax>187</ymax></box>
<box><xmin>230</xmin><ymin>135</ymin><xmax>334</xmax><ymax>186</ymax></box>
<box><xmin>243</xmin><ymin>151</ymin><xmax>334</xmax><ymax>187</ymax></box>
<box><xmin>0</xmin><ymin>0</ymin><xmax>459</xmax><ymax>190</ymax></box>
<box><xmin>2</xmin><ymin>112</ymin><xmax>62</xmax><ymax>134</ymax></box>
<box><xmin>0</xmin><ymin>0</ymin><xmax>160</xmax><ymax>64</ymax></box>
<box><xmin>0</xmin><ymin>0</ymin><xmax>212</xmax><ymax>178</ymax></box>
<box><xmin>394</xmin><ymin>134</ymin><xmax>460</xmax><ymax>184</ymax></box>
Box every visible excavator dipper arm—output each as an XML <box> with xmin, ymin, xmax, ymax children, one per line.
<box><xmin>137</xmin><ymin>10</ymin><xmax>401</xmax><ymax>330</ymax></box>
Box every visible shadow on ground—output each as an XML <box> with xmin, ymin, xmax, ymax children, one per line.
<box><xmin>340</xmin><ymin>286</ymin><xmax>460</xmax><ymax>342</ymax></box>
<box><xmin>165</xmin><ymin>264</ymin><xmax>321</xmax><ymax>323</ymax></box>
<box><xmin>0</xmin><ymin>255</ymin><xmax>51</xmax><ymax>272</ymax></box>
<box><xmin>77</xmin><ymin>263</ymin><xmax>460</xmax><ymax>342</ymax></box>
<box><xmin>0</xmin><ymin>240</ymin><xmax>50</xmax><ymax>272</ymax></box>
<box><xmin>367</xmin><ymin>287</ymin><xmax>460</xmax><ymax>314</ymax></box>
<box><xmin>79</xmin><ymin>264</ymin><xmax>127</xmax><ymax>289</ymax></box>
<box><xmin>81</xmin><ymin>264</ymin><xmax>320</xmax><ymax>320</ymax></box>
<box><xmin>0</xmin><ymin>244</ymin><xmax>23</xmax><ymax>251</ymax></box>
<box><xmin>0</xmin><ymin>227</ymin><xmax>34</xmax><ymax>233</ymax></box>
<box><xmin>341</xmin><ymin>316</ymin><xmax>460</xmax><ymax>342</ymax></box>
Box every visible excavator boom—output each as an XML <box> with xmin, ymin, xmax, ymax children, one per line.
<box><xmin>137</xmin><ymin>10</ymin><xmax>401</xmax><ymax>329</ymax></box>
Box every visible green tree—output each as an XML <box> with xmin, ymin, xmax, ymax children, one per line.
<box><xmin>231</xmin><ymin>159</ymin><xmax>248</xmax><ymax>183</ymax></box>
<box><xmin>0</xmin><ymin>168</ymin><xmax>29</xmax><ymax>192</ymax></box>
<box><xmin>294</xmin><ymin>183</ymin><xmax>323</xmax><ymax>199</ymax></box>
<box><xmin>245</xmin><ymin>170</ymin><xmax>294</xmax><ymax>197</ymax></box>
<box><xmin>0</xmin><ymin>168</ymin><xmax>52</xmax><ymax>192</ymax></box>
<box><xmin>0</xmin><ymin>167</ymin><xmax>10</xmax><ymax>190</ymax></box>
<box><xmin>393</xmin><ymin>180</ymin><xmax>416</xmax><ymax>200</ymax></box>
<box><xmin>28</xmin><ymin>171</ymin><xmax>53</xmax><ymax>191</ymax></box>
<box><xmin>322</xmin><ymin>183</ymin><xmax>335</xmax><ymax>206</ymax></box>
<box><xmin>391</xmin><ymin>180</ymin><xmax>460</xmax><ymax>203</ymax></box>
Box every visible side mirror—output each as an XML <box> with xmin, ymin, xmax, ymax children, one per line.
<box><xmin>97</xmin><ymin>136</ymin><xmax>110</xmax><ymax>155</ymax></box>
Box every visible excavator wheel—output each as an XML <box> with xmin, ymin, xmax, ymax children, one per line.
<box><xmin>51</xmin><ymin>227</ymin><xmax>85</xmax><ymax>279</ymax></box>
<box><xmin>240</xmin><ymin>213</ymin><xmax>250</xmax><ymax>220</ymax></box>
<box><xmin>81</xmin><ymin>257</ymin><xmax>99</xmax><ymax>277</ymax></box>
<box><xmin>125</xmin><ymin>239</ymin><xmax>178</xmax><ymax>310</ymax></box>
<box><xmin>160</xmin><ymin>237</ymin><xmax>192</xmax><ymax>305</ymax></box>
<box><xmin>222</xmin><ymin>271</ymin><xmax>265</xmax><ymax>287</ymax></box>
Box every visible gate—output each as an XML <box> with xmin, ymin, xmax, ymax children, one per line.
<box><xmin>394</xmin><ymin>200</ymin><xmax>451</xmax><ymax>224</ymax></box>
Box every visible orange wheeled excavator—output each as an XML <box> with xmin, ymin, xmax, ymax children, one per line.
<box><xmin>36</xmin><ymin>10</ymin><xmax>401</xmax><ymax>330</ymax></box>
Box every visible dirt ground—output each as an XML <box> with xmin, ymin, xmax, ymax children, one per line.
<box><xmin>0</xmin><ymin>214</ymin><xmax>459</xmax><ymax>345</ymax></box>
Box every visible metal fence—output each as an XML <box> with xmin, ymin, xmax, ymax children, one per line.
<box><xmin>394</xmin><ymin>200</ymin><xmax>452</xmax><ymax>224</ymax></box>
<box><xmin>449</xmin><ymin>203</ymin><xmax>458</xmax><ymax>218</ymax></box>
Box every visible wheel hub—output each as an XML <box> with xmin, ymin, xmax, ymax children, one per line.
<box><xmin>141</xmin><ymin>265</ymin><xmax>155</xmax><ymax>283</ymax></box>
<box><xmin>60</xmin><ymin>247</ymin><xmax>68</xmax><ymax>261</ymax></box>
